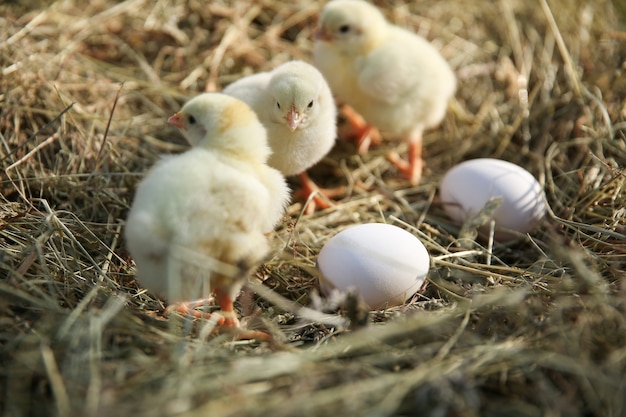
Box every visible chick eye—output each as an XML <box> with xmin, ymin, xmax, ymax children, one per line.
<box><xmin>188</xmin><ymin>115</ymin><xmax>196</xmax><ymax>124</ymax></box>
<box><xmin>276</xmin><ymin>102</ymin><xmax>281</xmax><ymax>110</ymax></box>
<box><xmin>307</xmin><ymin>100</ymin><xmax>314</xmax><ymax>109</ymax></box>
<box><xmin>338</xmin><ymin>24</ymin><xmax>351</xmax><ymax>34</ymax></box>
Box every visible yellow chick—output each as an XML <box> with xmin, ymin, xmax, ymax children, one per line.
<box><xmin>125</xmin><ymin>93</ymin><xmax>290</xmax><ymax>336</ymax></box>
<box><xmin>223</xmin><ymin>60</ymin><xmax>341</xmax><ymax>212</ymax></box>
<box><xmin>313</xmin><ymin>0</ymin><xmax>457</xmax><ymax>185</ymax></box>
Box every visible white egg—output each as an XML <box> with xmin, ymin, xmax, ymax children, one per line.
<box><xmin>440</xmin><ymin>158</ymin><xmax>546</xmax><ymax>241</ymax></box>
<box><xmin>317</xmin><ymin>223</ymin><xmax>430</xmax><ymax>309</ymax></box>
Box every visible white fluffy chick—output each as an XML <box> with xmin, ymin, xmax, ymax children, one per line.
<box><xmin>223</xmin><ymin>60</ymin><xmax>340</xmax><ymax>212</ymax></box>
<box><xmin>313</xmin><ymin>0</ymin><xmax>457</xmax><ymax>185</ymax></box>
<box><xmin>125</xmin><ymin>93</ymin><xmax>290</xmax><ymax>337</ymax></box>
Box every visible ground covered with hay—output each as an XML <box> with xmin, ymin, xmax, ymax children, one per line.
<box><xmin>1</xmin><ymin>0</ymin><xmax>625</xmax><ymax>416</ymax></box>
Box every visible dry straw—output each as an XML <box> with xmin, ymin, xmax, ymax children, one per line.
<box><xmin>1</xmin><ymin>0</ymin><xmax>625</xmax><ymax>416</ymax></box>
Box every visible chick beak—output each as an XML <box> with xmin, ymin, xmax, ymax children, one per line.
<box><xmin>286</xmin><ymin>107</ymin><xmax>301</xmax><ymax>132</ymax></box>
<box><xmin>167</xmin><ymin>112</ymin><xmax>185</xmax><ymax>129</ymax></box>
<box><xmin>314</xmin><ymin>27</ymin><xmax>332</xmax><ymax>42</ymax></box>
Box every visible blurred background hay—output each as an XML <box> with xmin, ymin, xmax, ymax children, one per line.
<box><xmin>1</xmin><ymin>0</ymin><xmax>625</xmax><ymax>416</ymax></box>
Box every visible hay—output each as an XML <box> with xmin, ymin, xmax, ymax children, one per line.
<box><xmin>1</xmin><ymin>0</ymin><xmax>625</xmax><ymax>416</ymax></box>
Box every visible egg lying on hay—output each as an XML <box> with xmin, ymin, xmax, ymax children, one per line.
<box><xmin>316</xmin><ymin>223</ymin><xmax>430</xmax><ymax>310</ymax></box>
<box><xmin>440</xmin><ymin>158</ymin><xmax>547</xmax><ymax>242</ymax></box>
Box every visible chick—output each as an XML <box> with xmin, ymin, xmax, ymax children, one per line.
<box><xmin>313</xmin><ymin>0</ymin><xmax>456</xmax><ymax>185</ymax></box>
<box><xmin>223</xmin><ymin>60</ymin><xmax>341</xmax><ymax>212</ymax></box>
<box><xmin>125</xmin><ymin>93</ymin><xmax>290</xmax><ymax>337</ymax></box>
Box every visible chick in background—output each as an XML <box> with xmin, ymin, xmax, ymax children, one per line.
<box><xmin>314</xmin><ymin>0</ymin><xmax>457</xmax><ymax>185</ymax></box>
<box><xmin>223</xmin><ymin>60</ymin><xmax>341</xmax><ymax>213</ymax></box>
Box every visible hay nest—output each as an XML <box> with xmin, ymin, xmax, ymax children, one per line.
<box><xmin>1</xmin><ymin>0</ymin><xmax>625</xmax><ymax>416</ymax></box>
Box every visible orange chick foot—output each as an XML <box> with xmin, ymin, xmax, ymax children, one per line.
<box><xmin>386</xmin><ymin>152</ymin><xmax>424</xmax><ymax>186</ymax></box>
<box><xmin>296</xmin><ymin>171</ymin><xmax>346</xmax><ymax>214</ymax></box>
<box><xmin>165</xmin><ymin>299</ymin><xmax>222</xmax><ymax>321</ymax></box>
<box><xmin>215</xmin><ymin>290</ymin><xmax>271</xmax><ymax>341</ymax></box>
<box><xmin>165</xmin><ymin>299</ymin><xmax>270</xmax><ymax>341</ymax></box>
<box><xmin>349</xmin><ymin>125</ymin><xmax>382</xmax><ymax>155</ymax></box>
<box><xmin>340</xmin><ymin>105</ymin><xmax>381</xmax><ymax>154</ymax></box>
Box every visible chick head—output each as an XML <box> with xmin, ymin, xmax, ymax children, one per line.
<box><xmin>168</xmin><ymin>93</ymin><xmax>270</xmax><ymax>160</ymax></box>
<box><xmin>268</xmin><ymin>62</ymin><xmax>326</xmax><ymax>132</ymax></box>
<box><xmin>315</xmin><ymin>0</ymin><xmax>388</xmax><ymax>55</ymax></box>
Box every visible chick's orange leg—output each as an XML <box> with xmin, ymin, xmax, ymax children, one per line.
<box><xmin>165</xmin><ymin>299</ymin><xmax>224</xmax><ymax>323</ymax></box>
<box><xmin>296</xmin><ymin>171</ymin><xmax>346</xmax><ymax>214</ymax></box>
<box><xmin>386</xmin><ymin>131</ymin><xmax>424</xmax><ymax>185</ymax></box>
<box><xmin>341</xmin><ymin>105</ymin><xmax>381</xmax><ymax>155</ymax></box>
<box><xmin>215</xmin><ymin>288</ymin><xmax>271</xmax><ymax>341</ymax></box>
<box><xmin>214</xmin><ymin>287</ymin><xmax>240</xmax><ymax>328</ymax></box>
<box><xmin>165</xmin><ymin>292</ymin><xmax>269</xmax><ymax>341</ymax></box>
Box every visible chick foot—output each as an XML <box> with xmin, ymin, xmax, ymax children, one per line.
<box><xmin>296</xmin><ymin>171</ymin><xmax>346</xmax><ymax>214</ymax></box>
<box><xmin>164</xmin><ymin>295</ymin><xmax>270</xmax><ymax>341</ymax></box>
<box><xmin>165</xmin><ymin>299</ymin><xmax>221</xmax><ymax>320</ymax></box>
<box><xmin>341</xmin><ymin>105</ymin><xmax>382</xmax><ymax>155</ymax></box>
<box><xmin>215</xmin><ymin>289</ymin><xmax>271</xmax><ymax>340</ymax></box>
<box><xmin>386</xmin><ymin>133</ymin><xmax>424</xmax><ymax>186</ymax></box>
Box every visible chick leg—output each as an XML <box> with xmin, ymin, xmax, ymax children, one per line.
<box><xmin>341</xmin><ymin>105</ymin><xmax>381</xmax><ymax>154</ymax></box>
<box><xmin>215</xmin><ymin>287</ymin><xmax>271</xmax><ymax>341</ymax></box>
<box><xmin>214</xmin><ymin>287</ymin><xmax>240</xmax><ymax>328</ymax></box>
<box><xmin>165</xmin><ymin>292</ymin><xmax>270</xmax><ymax>340</ymax></box>
<box><xmin>386</xmin><ymin>130</ymin><xmax>424</xmax><ymax>186</ymax></box>
<box><xmin>296</xmin><ymin>171</ymin><xmax>346</xmax><ymax>214</ymax></box>
<box><xmin>165</xmin><ymin>298</ymin><xmax>223</xmax><ymax>322</ymax></box>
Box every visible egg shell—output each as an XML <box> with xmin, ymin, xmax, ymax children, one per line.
<box><xmin>440</xmin><ymin>158</ymin><xmax>546</xmax><ymax>241</ymax></box>
<box><xmin>317</xmin><ymin>223</ymin><xmax>429</xmax><ymax>309</ymax></box>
